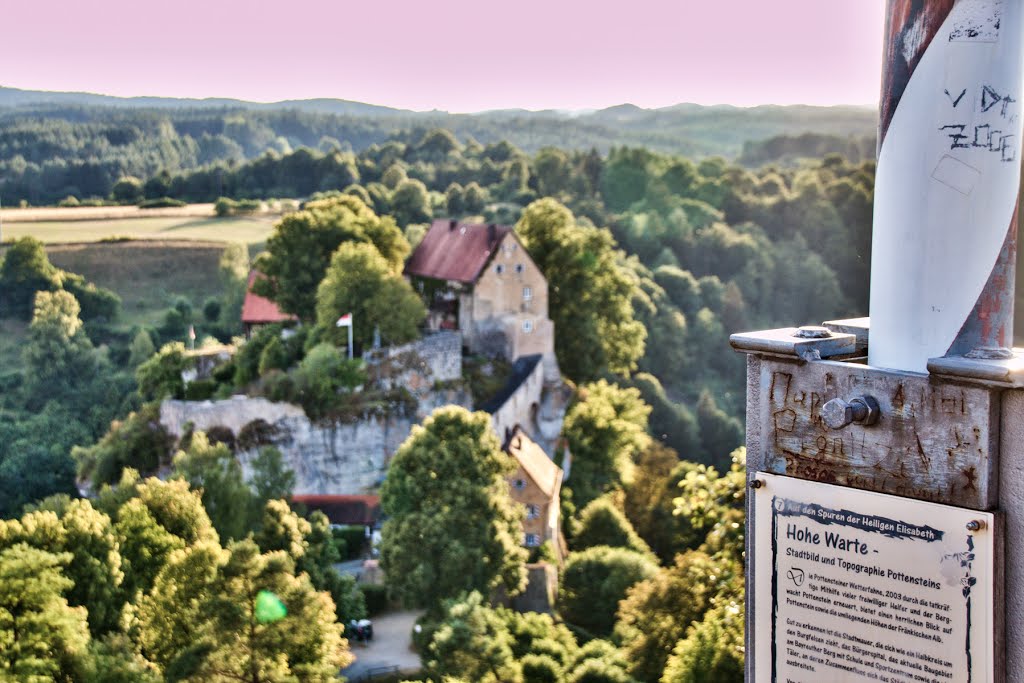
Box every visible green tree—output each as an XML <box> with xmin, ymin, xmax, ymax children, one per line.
<box><xmin>315</xmin><ymin>241</ymin><xmax>426</xmax><ymax>349</ymax></box>
<box><xmin>391</xmin><ymin>178</ymin><xmax>433</xmax><ymax>227</ymax></box>
<box><xmin>0</xmin><ymin>544</ymin><xmax>89</xmax><ymax>681</ymax></box>
<box><xmin>562</xmin><ymin>380</ymin><xmax>651</xmax><ymax>508</ymax></box>
<box><xmin>22</xmin><ymin>290</ymin><xmax>98</xmax><ymax>398</ymax></box>
<box><xmin>128</xmin><ymin>329</ymin><xmax>156</xmax><ymax>366</ymax></box>
<box><xmin>558</xmin><ymin>546</ymin><xmax>657</xmax><ymax>637</ymax></box>
<box><xmin>623</xmin><ymin>446</ymin><xmax>704</xmax><ymax>564</ymax></box>
<box><xmin>74</xmin><ymin>403</ymin><xmax>173</xmax><ymax>486</ymax></box>
<box><xmin>172</xmin><ymin>432</ymin><xmax>254</xmax><ymax>541</ymax></box>
<box><xmin>425</xmin><ymin>591</ymin><xmax>520</xmax><ymax>683</ymax></box>
<box><xmin>573</xmin><ymin>496</ymin><xmax>652</xmax><ymax>557</ymax></box>
<box><xmin>380</xmin><ymin>407</ymin><xmax>527</xmax><ymax>613</ymax></box>
<box><xmin>111</xmin><ymin>176</ymin><xmax>144</xmax><ymax>203</ymax></box>
<box><xmin>0</xmin><ymin>500</ymin><xmax>125</xmax><ymax>637</ymax></box>
<box><xmin>155</xmin><ymin>539</ymin><xmax>352</xmax><ymax>682</ymax></box>
<box><xmin>516</xmin><ymin>199</ymin><xmax>645</xmax><ymax>380</ymax></box>
<box><xmin>615</xmin><ymin>550</ymin><xmax>741</xmax><ymax>682</ymax></box>
<box><xmin>661</xmin><ymin>602</ymin><xmax>744</xmax><ymax>683</ymax></box>
<box><xmin>0</xmin><ymin>236</ymin><xmax>61</xmax><ymax>319</ymax></box>
<box><xmin>136</xmin><ymin>342</ymin><xmax>188</xmax><ymax>401</ymax></box>
<box><xmin>252</xmin><ymin>195</ymin><xmax>409</xmax><ymax>320</ymax></box>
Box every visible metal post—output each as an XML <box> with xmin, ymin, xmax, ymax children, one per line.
<box><xmin>348</xmin><ymin>321</ymin><xmax>353</xmax><ymax>360</ymax></box>
<box><xmin>869</xmin><ymin>0</ymin><xmax>1024</xmax><ymax>372</ymax></box>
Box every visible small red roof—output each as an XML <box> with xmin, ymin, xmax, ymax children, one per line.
<box><xmin>241</xmin><ymin>270</ymin><xmax>295</xmax><ymax>325</ymax></box>
<box><xmin>292</xmin><ymin>494</ymin><xmax>381</xmax><ymax>527</ymax></box>
<box><xmin>404</xmin><ymin>219</ymin><xmax>513</xmax><ymax>284</ymax></box>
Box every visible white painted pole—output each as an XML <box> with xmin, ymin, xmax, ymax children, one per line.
<box><xmin>869</xmin><ymin>0</ymin><xmax>1024</xmax><ymax>372</ymax></box>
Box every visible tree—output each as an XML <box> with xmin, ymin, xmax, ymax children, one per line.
<box><xmin>22</xmin><ymin>290</ymin><xmax>98</xmax><ymax>399</ymax></box>
<box><xmin>516</xmin><ymin>199</ymin><xmax>645</xmax><ymax>380</ymax></box>
<box><xmin>315</xmin><ymin>241</ymin><xmax>426</xmax><ymax>349</ymax></box>
<box><xmin>0</xmin><ymin>500</ymin><xmax>125</xmax><ymax>637</ymax></box>
<box><xmin>0</xmin><ymin>236</ymin><xmax>61</xmax><ymax>319</ymax></box>
<box><xmin>252</xmin><ymin>195</ymin><xmax>409</xmax><ymax>320</ymax></box>
<box><xmin>558</xmin><ymin>546</ymin><xmax>657</xmax><ymax>637</ymax></box>
<box><xmin>0</xmin><ymin>544</ymin><xmax>89</xmax><ymax>680</ymax></box>
<box><xmin>614</xmin><ymin>550</ymin><xmax>741</xmax><ymax>682</ymax></box>
<box><xmin>128</xmin><ymin>329</ymin><xmax>156</xmax><ymax>366</ymax></box>
<box><xmin>111</xmin><ymin>176</ymin><xmax>143</xmax><ymax>203</ymax></box>
<box><xmin>562</xmin><ymin>380</ymin><xmax>651</xmax><ymax>508</ymax></box>
<box><xmin>147</xmin><ymin>539</ymin><xmax>351</xmax><ymax>682</ymax></box>
<box><xmin>572</xmin><ymin>496</ymin><xmax>652</xmax><ymax>557</ymax></box>
<box><xmin>623</xmin><ymin>446</ymin><xmax>704</xmax><ymax>564</ymax></box>
<box><xmin>73</xmin><ymin>403</ymin><xmax>173</xmax><ymax>486</ymax></box>
<box><xmin>425</xmin><ymin>591</ymin><xmax>520</xmax><ymax>683</ymax></box>
<box><xmin>696</xmin><ymin>390</ymin><xmax>744</xmax><ymax>472</ymax></box>
<box><xmin>380</xmin><ymin>406</ymin><xmax>527</xmax><ymax>613</ymax></box>
<box><xmin>661</xmin><ymin>602</ymin><xmax>744</xmax><ymax>683</ymax></box>
<box><xmin>391</xmin><ymin>178</ymin><xmax>432</xmax><ymax>227</ymax></box>
<box><xmin>172</xmin><ymin>432</ymin><xmax>254</xmax><ymax>542</ymax></box>
<box><xmin>136</xmin><ymin>342</ymin><xmax>188</xmax><ymax>401</ymax></box>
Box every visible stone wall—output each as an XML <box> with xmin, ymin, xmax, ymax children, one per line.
<box><xmin>363</xmin><ymin>331</ymin><xmax>462</xmax><ymax>393</ymax></box>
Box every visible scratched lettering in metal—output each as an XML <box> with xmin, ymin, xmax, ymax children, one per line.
<box><xmin>758</xmin><ymin>358</ymin><xmax>998</xmax><ymax>510</ymax></box>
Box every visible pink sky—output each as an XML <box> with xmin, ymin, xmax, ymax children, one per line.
<box><xmin>3</xmin><ymin>1</ymin><xmax>885</xmax><ymax>112</ymax></box>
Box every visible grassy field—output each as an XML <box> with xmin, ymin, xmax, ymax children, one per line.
<box><xmin>3</xmin><ymin>215</ymin><xmax>276</xmax><ymax>247</ymax></box>
<box><xmin>47</xmin><ymin>241</ymin><xmax>231</xmax><ymax>328</ymax></box>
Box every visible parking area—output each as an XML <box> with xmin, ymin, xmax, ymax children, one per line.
<box><xmin>341</xmin><ymin>609</ymin><xmax>423</xmax><ymax>682</ymax></box>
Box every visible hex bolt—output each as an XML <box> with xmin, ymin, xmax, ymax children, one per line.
<box><xmin>821</xmin><ymin>395</ymin><xmax>881</xmax><ymax>430</ymax></box>
<box><xmin>966</xmin><ymin>520</ymin><xmax>985</xmax><ymax>532</ymax></box>
<box><xmin>749</xmin><ymin>479</ymin><xmax>764</xmax><ymax>490</ymax></box>
<box><xmin>795</xmin><ymin>325</ymin><xmax>832</xmax><ymax>339</ymax></box>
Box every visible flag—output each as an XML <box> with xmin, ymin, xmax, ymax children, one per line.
<box><xmin>336</xmin><ymin>313</ymin><xmax>352</xmax><ymax>327</ymax></box>
<box><xmin>188</xmin><ymin>325</ymin><xmax>196</xmax><ymax>340</ymax></box>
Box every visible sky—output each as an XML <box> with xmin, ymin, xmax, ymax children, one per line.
<box><xmin>2</xmin><ymin>1</ymin><xmax>886</xmax><ymax>113</ymax></box>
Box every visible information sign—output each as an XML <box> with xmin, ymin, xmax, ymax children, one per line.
<box><xmin>754</xmin><ymin>472</ymin><xmax>995</xmax><ymax>682</ymax></box>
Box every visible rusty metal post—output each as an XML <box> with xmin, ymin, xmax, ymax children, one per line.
<box><xmin>870</xmin><ymin>0</ymin><xmax>1024</xmax><ymax>372</ymax></box>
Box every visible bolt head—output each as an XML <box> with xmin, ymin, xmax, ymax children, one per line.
<box><xmin>821</xmin><ymin>399</ymin><xmax>853</xmax><ymax>430</ymax></box>
<box><xmin>795</xmin><ymin>325</ymin><xmax>832</xmax><ymax>339</ymax></box>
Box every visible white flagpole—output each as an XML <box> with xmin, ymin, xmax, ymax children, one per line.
<box><xmin>348</xmin><ymin>315</ymin><xmax>353</xmax><ymax>360</ymax></box>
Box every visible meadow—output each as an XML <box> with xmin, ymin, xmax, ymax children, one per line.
<box><xmin>2</xmin><ymin>214</ymin><xmax>275</xmax><ymax>247</ymax></box>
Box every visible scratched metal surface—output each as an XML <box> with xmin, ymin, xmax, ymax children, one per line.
<box><xmin>758</xmin><ymin>358</ymin><xmax>999</xmax><ymax>510</ymax></box>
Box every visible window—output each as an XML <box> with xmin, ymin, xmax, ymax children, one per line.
<box><xmin>495</xmin><ymin>264</ymin><xmax>505</xmax><ymax>275</ymax></box>
<box><xmin>522</xmin><ymin>286</ymin><xmax>532</xmax><ymax>301</ymax></box>
<box><xmin>513</xmin><ymin>478</ymin><xmax>527</xmax><ymax>490</ymax></box>
<box><xmin>525</xmin><ymin>533</ymin><xmax>541</xmax><ymax>547</ymax></box>
<box><xmin>526</xmin><ymin>504</ymin><xmax>540</xmax><ymax>520</ymax></box>
<box><xmin>522</xmin><ymin>319</ymin><xmax>533</xmax><ymax>334</ymax></box>
<box><xmin>515</xmin><ymin>263</ymin><xmax>525</xmax><ymax>274</ymax></box>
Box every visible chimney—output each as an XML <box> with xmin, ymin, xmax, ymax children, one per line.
<box><xmin>448</xmin><ymin>219</ymin><xmax>457</xmax><ymax>231</ymax></box>
<box><xmin>488</xmin><ymin>223</ymin><xmax>496</xmax><ymax>244</ymax></box>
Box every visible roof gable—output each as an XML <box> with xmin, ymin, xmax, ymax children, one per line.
<box><xmin>404</xmin><ymin>219</ymin><xmax>513</xmax><ymax>284</ymax></box>
<box><xmin>241</xmin><ymin>270</ymin><xmax>296</xmax><ymax>324</ymax></box>
<box><xmin>506</xmin><ymin>427</ymin><xmax>562</xmax><ymax>499</ymax></box>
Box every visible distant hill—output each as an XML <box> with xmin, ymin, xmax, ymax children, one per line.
<box><xmin>0</xmin><ymin>86</ymin><xmax>876</xmax><ymax>159</ymax></box>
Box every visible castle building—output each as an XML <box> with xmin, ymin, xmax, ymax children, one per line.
<box><xmin>504</xmin><ymin>426</ymin><xmax>564</xmax><ymax>554</ymax></box>
<box><xmin>404</xmin><ymin>219</ymin><xmax>555</xmax><ymax>373</ymax></box>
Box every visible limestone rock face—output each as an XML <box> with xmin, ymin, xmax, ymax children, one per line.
<box><xmin>160</xmin><ymin>386</ymin><xmax>471</xmax><ymax>495</ymax></box>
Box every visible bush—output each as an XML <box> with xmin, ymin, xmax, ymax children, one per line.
<box><xmin>184</xmin><ymin>379</ymin><xmax>217</xmax><ymax>401</ymax></box>
<box><xmin>58</xmin><ymin>195</ymin><xmax>80</xmax><ymax>207</ymax></box>
<box><xmin>138</xmin><ymin>197</ymin><xmax>186</xmax><ymax>209</ymax></box>
<box><xmin>361</xmin><ymin>584</ymin><xmax>391</xmax><ymax>616</ymax></box>
<box><xmin>214</xmin><ymin>197</ymin><xmax>236</xmax><ymax>217</ymax></box>
<box><xmin>332</xmin><ymin>525</ymin><xmax>366</xmax><ymax>560</ymax></box>
<box><xmin>202</xmin><ymin>297</ymin><xmax>222</xmax><ymax>322</ymax></box>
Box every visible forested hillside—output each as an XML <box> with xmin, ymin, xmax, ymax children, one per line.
<box><xmin>0</xmin><ymin>90</ymin><xmax>875</xmax><ymax>204</ymax></box>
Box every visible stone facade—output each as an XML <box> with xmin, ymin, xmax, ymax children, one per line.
<box><xmin>363</xmin><ymin>331</ymin><xmax>462</xmax><ymax>393</ymax></box>
<box><xmin>505</xmin><ymin>428</ymin><xmax>563</xmax><ymax>552</ymax></box>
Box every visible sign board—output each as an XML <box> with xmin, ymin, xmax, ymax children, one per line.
<box><xmin>754</xmin><ymin>472</ymin><xmax>996</xmax><ymax>682</ymax></box>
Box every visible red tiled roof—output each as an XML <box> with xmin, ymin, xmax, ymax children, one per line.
<box><xmin>292</xmin><ymin>494</ymin><xmax>381</xmax><ymax>527</ymax></box>
<box><xmin>241</xmin><ymin>270</ymin><xmax>296</xmax><ymax>324</ymax></box>
<box><xmin>404</xmin><ymin>219</ymin><xmax>513</xmax><ymax>284</ymax></box>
